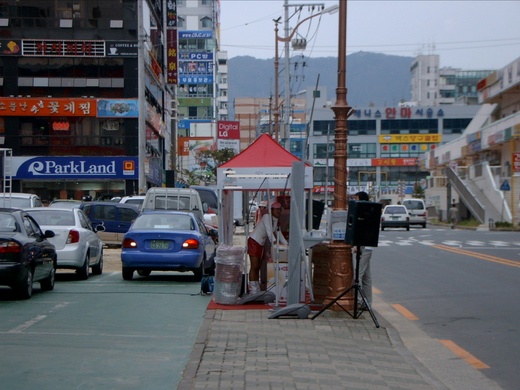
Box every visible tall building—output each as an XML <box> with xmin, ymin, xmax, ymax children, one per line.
<box><xmin>0</xmin><ymin>0</ymin><xmax>173</xmax><ymax>200</ymax></box>
<box><xmin>175</xmin><ymin>0</ymin><xmax>226</xmax><ymax>184</ymax></box>
<box><xmin>410</xmin><ymin>54</ymin><xmax>493</xmax><ymax>106</ymax></box>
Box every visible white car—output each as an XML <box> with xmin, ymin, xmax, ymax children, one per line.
<box><xmin>380</xmin><ymin>205</ymin><xmax>410</xmax><ymax>231</ymax></box>
<box><xmin>25</xmin><ymin>207</ymin><xmax>105</xmax><ymax>279</ymax></box>
<box><xmin>119</xmin><ymin>195</ymin><xmax>146</xmax><ymax>208</ymax></box>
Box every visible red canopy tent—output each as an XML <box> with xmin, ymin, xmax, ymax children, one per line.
<box><xmin>217</xmin><ymin>134</ymin><xmax>313</xmax><ymax>191</ymax></box>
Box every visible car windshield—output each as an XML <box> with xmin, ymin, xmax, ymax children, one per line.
<box><xmin>0</xmin><ymin>214</ymin><xmax>18</xmax><ymax>231</ymax></box>
<box><xmin>385</xmin><ymin>206</ymin><xmax>407</xmax><ymax>215</ymax></box>
<box><xmin>403</xmin><ymin>201</ymin><xmax>423</xmax><ymax>210</ymax></box>
<box><xmin>29</xmin><ymin>210</ymin><xmax>75</xmax><ymax>226</ymax></box>
<box><xmin>132</xmin><ymin>214</ymin><xmax>194</xmax><ymax>230</ymax></box>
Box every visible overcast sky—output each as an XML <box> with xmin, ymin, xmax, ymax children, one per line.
<box><xmin>220</xmin><ymin>0</ymin><xmax>520</xmax><ymax>70</ymax></box>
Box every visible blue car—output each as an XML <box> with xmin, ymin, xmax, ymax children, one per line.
<box><xmin>121</xmin><ymin>210</ymin><xmax>217</xmax><ymax>281</ymax></box>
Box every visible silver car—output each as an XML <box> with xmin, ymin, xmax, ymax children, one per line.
<box><xmin>25</xmin><ymin>208</ymin><xmax>105</xmax><ymax>279</ymax></box>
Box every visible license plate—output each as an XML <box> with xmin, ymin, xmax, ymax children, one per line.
<box><xmin>151</xmin><ymin>240</ymin><xmax>169</xmax><ymax>250</ymax></box>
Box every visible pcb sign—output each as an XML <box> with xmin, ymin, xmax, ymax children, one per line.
<box><xmin>514</xmin><ymin>152</ymin><xmax>520</xmax><ymax>173</ymax></box>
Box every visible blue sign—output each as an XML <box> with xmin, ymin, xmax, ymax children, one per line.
<box><xmin>500</xmin><ymin>180</ymin><xmax>511</xmax><ymax>191</ymax></box>
<box><xmin>11</xmin><ymin>156</ymin><xmax>138</xmax><ymax>180</ymax></box>
<box><xmin>97</xmin><ymin>99</ymin><xmax>139</xmax><ymax>118</ymax></box>
<box><xmin>178</xmin><ymin>31</ymin><xmax>213</xmax><ymax>39</ymax></box>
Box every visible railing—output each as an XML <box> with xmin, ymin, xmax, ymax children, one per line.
<box><xmin>447</xmin><ymin>166</ymin><xmax>485</xmax><ymax>223</ymax></box>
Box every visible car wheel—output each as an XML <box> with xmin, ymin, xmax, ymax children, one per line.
<box><xmin>91</xmin><ymin>250</ymin><xmax>103</xmax><ymax>275</ymax></box>
<box><xmin>381</xmin><ymin>226</ymin><xmax>385</xmax><ymax>231</ymax></box>
<box><xmin>77</xmin><ymin>253</ymin><xmax>90</xmax><ymax>280</ymax></box>
<box><xmin>422</xmin><ymin>223</ymin><xmax>427</xmax><ymax>228</ymax></box>
<box><xmin>40</xmin><ymin>262</ymin><xmax>56</xmax><ymax>291</ymax></box>
<box><xmin>137</xmin><ymin>270</ymin><xmax>151</xmax><ymax>277</ymax></box>
<box><xmin>406</xmin><ymin>225</ymin><xmax>410</xmax><ymax>231</ymax></box>
<box><xmin>122</xmin><ymin>268</ymin><xmax>134</xmax><ymax>280</ymax></box>
<box><xmin>16</xmin><ymin>267</ymin><xmax>34</xmax><ymax>299</ymax></box>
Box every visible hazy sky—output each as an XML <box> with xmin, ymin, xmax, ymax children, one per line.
<box><xmin>220</xmin><ymin>0</ymin><xmax>520</xmax><ymax>70</ymax></box>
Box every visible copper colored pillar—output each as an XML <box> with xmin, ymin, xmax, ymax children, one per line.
<box><xmin>324</xmin><ymin>0</ymin><xmax>354</xmax><ymax>310</ymax></box>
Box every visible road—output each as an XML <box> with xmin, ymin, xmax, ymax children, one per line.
<box><xmin>1</xmin><ymin>227</ymin><xmax>518</xmax><ymax>389</ymax></box>
<box><xmin>372</xmin><ymin>226</ymin><xmax>520</xmax><ymax>390</ymax></box>
<box><xmin>0</xmin><ymin>249</ymin><xmax>210</xmax><ymax>390</ymax></box>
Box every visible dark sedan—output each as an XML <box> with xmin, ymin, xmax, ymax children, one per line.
<box><xmin>121</xmin><ymin>210</ymin><xmax>217</xmax><ymax>281</ymax></box>
<box><xmin>0</xmin><ymin>209</ymin><xmax>57</xmax><ymax>299</ymax></box>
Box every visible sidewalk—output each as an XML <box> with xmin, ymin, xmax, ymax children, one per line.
<box><xmin>178</xmin><ymin>296</ymin><xmax>502</xmax><ymax>390</ymax></box>
<box><xmin>177</xmin><ymin>228</ymin><xmax>502</xmax><ymax>390</ymax></box>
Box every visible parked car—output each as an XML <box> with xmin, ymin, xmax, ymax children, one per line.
<box><xmin>25</xmin><ymin>207</ymin><xmax>105</xmax><ymax>279</ymax></box>
<box><xmin>80</xmin><ymin>202</ymin><xmax>139</xmax><ymax>246</ymax></box>
<box><xmin>402</xmin><ymin>198</ymin><xmax>427</xmax><ymax>228</ymax></box>
<box><xmin>190</xmin><ymin>185</ymin><xmax>219</xmax><ymax>227</ymax></box>
<box><xmin>48</xmin><ymin>199</ymin><xmax>83</xmax><ymax>209</ymax></box>
<box><xmin>0</xmin><ymin>193</ymin><xmax>43</xmax><ymax>209</ymax></box>
<box><xmin>0</xmin><ymin>208</ymin><xmax>57</xmax><ymax>299</ymax></box>
<box><xmin>119</xmin><ymin>195</ymin><xmax>146</xmax><ymax>208</ymax></box>
<box><xmin>381</xmin><ymin>205</ymin><xmax>410</xmax><ymax>231</ymax></box>
<box><xmin>121</xmin><ymin>210</ymin><xmax>217</xmax><ymax>281</ymax></box>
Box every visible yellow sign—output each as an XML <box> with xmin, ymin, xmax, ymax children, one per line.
<box><xmin>379</xmin><ymin>134</ymin><xmax>442</xmax><ymax>143</ymax></box>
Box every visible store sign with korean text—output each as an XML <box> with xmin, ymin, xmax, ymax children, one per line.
<box><xmin>351</xmin><ymin>107</ymin><xmax>444</xmax><ymax>119</ymax></box>
<box><xmin>0</xmin><ymin>98</ymin><xmax>96</xmax><ymax>116</ymax></box>
<box><xmin>106</xmin><ymin>41</ymin><xmax>138</xmax><ymax>57</ymax></box>
<box><xmin>166</xmin><ymin>29</ymin><xmax>178</xmax><ymax>85</ymax></box>
<box><xmin>10</xmin><ymin>157</ymin><xmax>138</xmax><ymax>180</ymax></box>
<box><xmin>379</xmin><ymin>134</ymin><xmax>442</xmax><ymax>143</ymax></box>
<box><xmin>513</xmin><ymin>152</ymin><xmax>520</xmax><ymax>173</ymax></box>
<box><xmin>22</xmin><ymin>40</ymin><xmax>105</xmax><ymax>57</ymax></box>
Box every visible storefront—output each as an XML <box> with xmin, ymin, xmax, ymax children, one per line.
<box><xmin>9</xmin><ymin>156</ymin><xmax>138</xmax><ymax>203</ymax></box>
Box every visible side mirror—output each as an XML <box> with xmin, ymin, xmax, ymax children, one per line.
<box><xmin>44</xmin><ymin>230</ymin><xmax>55</xmax><ymax>238</ymax></box>
<box><xmin>95</xmin><ymin>224</ymin><xmax>106</xmax><ymax>232</ymax></box>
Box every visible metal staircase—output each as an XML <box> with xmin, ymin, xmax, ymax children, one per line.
<box><xmin>447</xmin><ymin>165</ymin><xmax>506</xmax><ymax>224</ymax></box>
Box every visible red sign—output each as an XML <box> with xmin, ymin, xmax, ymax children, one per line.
<box><xmin>372</xmin><ymin>158</ymin><xmax>418</xmax><ymax>167</ymax></box>
<box><xmin>513</xmin><ymin>152</ymin><xmax>520</xmax><ymax>173</ymax></box>
<box><xmin>217</xmin><ymin>121</ymin><xmax>240</xmax><ymax>139</ymax></box>
<box><xmin>0</xmin><ymin>98</ymin><xmax>97</xmax><ymax>117</ymax></box>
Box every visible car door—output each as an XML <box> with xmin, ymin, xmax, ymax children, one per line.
<box><xmin>89</xmin><ymin>204</ymin><xmax>119</xmax><ymax>245</ymax></box>
<box><xmin>115</xmin><ymin>207</ymin><xmax>139</xmax><ymax>243</ymax></box>
<box><xmin>22</xmin><ymin>215</ymin><xmax>54</xmax><ymax>280</ymax></box>
<box><xmin>78</xmin><ymin>210</ymin><xmax>102</xmax><ymax>260</ymax></box>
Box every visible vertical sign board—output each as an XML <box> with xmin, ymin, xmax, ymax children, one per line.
<box><xmin>217</xmin><ymin>121</ymin><xmax>240</xmax><ymax>154</ymax></box>
<box><xmin>513</xmin><ymin>152</ymin><xmax>520</xmax><ymax>173</ymax></box>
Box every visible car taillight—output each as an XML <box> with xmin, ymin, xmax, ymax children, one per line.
<box><xmin>67</xmin><ymin>229</ymin><xmax>80</xmax><ymax>244</ymax></box>
<box><xmin>182</xmin><ymin>239</ymin><xmax>200</xmax><ymax>249</ymax></box>
<box><xmin>418</xmin><ymin>213</ymin><xmax>426</xmax><ymax>217</ymax></box>
<box><xmin>0</xmin><ymin>241</ymin><xmax>22</xmax><ymax>254</ymax></box>
<box><xmin>122</xmin><ymin>238</ymin><xmax>138</xmax><ymax>248</ymax></box>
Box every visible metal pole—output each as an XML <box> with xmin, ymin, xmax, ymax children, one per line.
<box><xmin>283</xmin><ymin>0</ymin><xmax>290</xmax><ymax>150</ymax></box>
<box><xmin>324</xmin><ymin>0</ymin><xmax>353</xmax><ymax>310</ymax></box>
<box><xmin>137</xmin><ymin>0</ymin><xmax>147</xmax><ymax>194</ymax></box>
<box><xmin>274</xmin><ymin>22</ymin><xmax>280</xmax><ymax>142</ymax></box>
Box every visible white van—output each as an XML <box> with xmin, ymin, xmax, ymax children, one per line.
<box><xmin>402</xmin><ymin>198</ymin><xmax>427</xmax><ymax>228</ymax></box>
<box><xmin>141</xmin><ymin>188</ymin><xmax>205</xmax><ymax>220</ymax></box>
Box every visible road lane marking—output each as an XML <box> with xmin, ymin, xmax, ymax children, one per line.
<box><xmin>391</xmin><ymin>304</ymin><xmax>419</xmax><ymax>320</ymax></box>
<box><xmin>434</xmin><ymin>244</ymin><xmax>520</xmax><ymax>267</ymax></box>
<box><xmin>8</xmin><ymin>315</ymin><xmax>47</xmax><ymax>333</ymax></box>
<box><xmin>439</xmin><ymin>339</ymin><xmax>490</xmax><ymax>369</ymax></box>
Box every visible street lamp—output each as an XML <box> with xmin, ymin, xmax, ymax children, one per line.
<box><xmin>273</xmin><ymin>4</ymin><xmax>339</xmax><ymax>144</ymax></box>
<box><xmin>324</xmin><ymin>0</ymin><xmax>355</xmax><ymax>310</ymax></box>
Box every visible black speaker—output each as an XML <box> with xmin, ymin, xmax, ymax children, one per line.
<box><xmin>345</xmin><ymin>200</ymin><xmax>382</xmax><ymax>247</ymax></box>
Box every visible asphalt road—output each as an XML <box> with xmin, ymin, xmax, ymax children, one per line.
<box><xmin>371</xmin><ymin>226</ymin><xmax>520</xmax><ymax>390</ymax></box>
<box><xmin>0</xmin><ymin>250</ymin><xmax>210</xmax><ymax>390</ymax></box>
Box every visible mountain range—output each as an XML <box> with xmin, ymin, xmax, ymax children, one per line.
<box><xmin>227</xmin><ymin>52</ymin><xmax>414</xmax><ymax>118</ymax></box>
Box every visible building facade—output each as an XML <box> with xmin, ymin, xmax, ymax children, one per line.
<box><xmin>411</xmin><ymin>54</ymin><xmax>493</xmax><ymax>106</ymax></box>
<box><xmin>423</xmin><ymin>55</ymin><xmax>520</xmax><ymax>224</ymax></box>
<box><xmin>0</xmin><ymin>0</ymin><xmax>173</xmax><ymax>201</ymax></box>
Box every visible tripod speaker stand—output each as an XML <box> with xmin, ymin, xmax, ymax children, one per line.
<box><xmin>311</xmin><ymin>200</ymin><xmax>382</xmax><ymax>328</ymax></box>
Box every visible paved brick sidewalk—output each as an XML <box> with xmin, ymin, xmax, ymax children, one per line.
<box><xmin>179</xmin><ymin>308</ymin><xmax>439</xmax><ymax>390</ymax></box>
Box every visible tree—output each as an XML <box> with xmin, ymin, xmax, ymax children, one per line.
<box><xmin>177</xmin><ymin>148</ymin><xmax>236</xmax><ymax>186</ymax></box>
<box><xmin>412</xmin><ymin>182</ymin><xmax>425</xmax><ymax>198</ymax></box>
